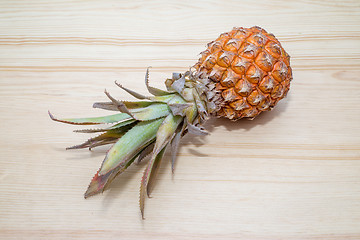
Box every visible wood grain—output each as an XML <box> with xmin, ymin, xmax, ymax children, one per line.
<box><xmin>1</xmin><ymin>0</ymin><xmax>360</xmax><ymax>239</ymax></box>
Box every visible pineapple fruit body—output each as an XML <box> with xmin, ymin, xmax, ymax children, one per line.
<box><xmin>194</xmin><ymin>26</ymin><xmax>292</xmax><ymax>120</ymax></box>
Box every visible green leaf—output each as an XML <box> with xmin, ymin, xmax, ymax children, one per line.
<box><xmin>93</xmin><ymin>100</ymin><xmax>155</xmax><ymax>112</ymax></box>
<box><xmin>131</xmin><ymin>103</ymin><xmax>170</xmax><ymax>121</ymax></box>
<box><xmin>151</xmin><ymin>94</ymin><xmax>177</xmax><ymax>103</ymax></box>
<box><xmin>145</xmin><ymin>67</ymin><xmax>172</xmax><ymax>96</ymax></box>
<box><xmin>146</xmin><ymin>145</ymin><xmax>167</xmax><ymax>196</ymax></box>
<box><xmin>109</xmin><ymin>119</ymin><xmax>137</xmax><ymax>129</ymax></box>
<box><xmin>85</xmin><ymin>144</ymin><xmax>146</xmax><ymax>198</ymax></box>
<box><xmin>171</xmin><ymin>121</ymin><xmax>186</xmax><ymax>173</ymax></box>
<box><xmin>99</xmin><ymin>118</ymin><xmax>165</xmax><ymax>175</ymax></box>
<box><xmin>139</xmin><ymin>145</ymin><xmax>167</xmax><ymax>219</ymax></box>
<box><xmin>48</xmin><ymin>111</ymin><xmax>130</xmax><ymax>125</ymax></box>
<box><xmin>103</xmin><ymin>90</ymin><xmax>171</xmax><ymax>121</ymax></box>
<box><xmin>68</xmin><ymin>122</ymin><xmax>138</xmax><ymax>150</ymax></box>
<box><xmin>115</xmin><ymin>81</ymin><xmax>150</xmax><ymax>100</ymax></box>
<box><xmin>139</xmin><ymin>114</ymin><xmax>183</xmax><ymax>218</ymax></box>
<box><xmin>135</xmin><ymin>141</ymin><xmax>155</xmax><ymax>165</ymax></box>
<box><xmin>74</xmin><ymin>119</ymin><xmax>137</xmax><ymax>133</ymax></box>
<box><xmin>152</xmin><ymin>114</ymin><xmax>182</xmax><ymax>156</ymax></box>
<box><xmin>84</xmin><ymin>118</ymin><xmax>165</xmax><ymax>198</ymax></box>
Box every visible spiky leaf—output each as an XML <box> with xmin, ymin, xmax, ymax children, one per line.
<box><xmin>49</xmin><ymin>111</ymin><xmax>130</xmax><ymax>125</ymax></box>
<box><xmin>139</xmin><ymin>114</ymin><xmax>182</xmax><ymax>218</ymax></box>
<box><xmin>84</xmin><ymin>118</ymin><xmax>165</xmax><ymax>198</ymax></box>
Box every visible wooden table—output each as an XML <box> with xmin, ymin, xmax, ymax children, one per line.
<box><xmin>1</xmin><ymin>1</ymin><xmax>360</xmax><ymax>239</ymax></box>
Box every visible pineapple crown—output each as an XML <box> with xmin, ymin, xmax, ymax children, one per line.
<box><xmin>49</xmin><ymin>68</ymin><xmax>211</xmax><ymax>218</ymax></box>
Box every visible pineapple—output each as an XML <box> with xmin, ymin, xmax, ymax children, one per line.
<box><xmin>49</xmin><ymin>26</ymin><xmax>292</xmax><ymax>218</ymax></box>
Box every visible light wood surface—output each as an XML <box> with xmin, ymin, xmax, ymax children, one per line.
<box><xmin>1</xmin><ymin>1</ymin><xmax>360</xmax><ymax>239</ymax></box>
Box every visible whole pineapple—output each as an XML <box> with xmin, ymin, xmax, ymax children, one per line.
<box><xmin>50</xmin><ymin>26</ymin><xmax>292</xmax><ymax>218</ymax></box>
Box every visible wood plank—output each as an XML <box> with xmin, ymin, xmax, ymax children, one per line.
<box><xmin>0</xmin><ymin>0</ymin><xmax>360</xmax><ymax>239</ymax></box>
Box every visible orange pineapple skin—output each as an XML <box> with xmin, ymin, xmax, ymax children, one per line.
<box><xmin>194</xmin><ymin>26</ymin><xmax>292</xmax><ymax>120</ymax></box>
